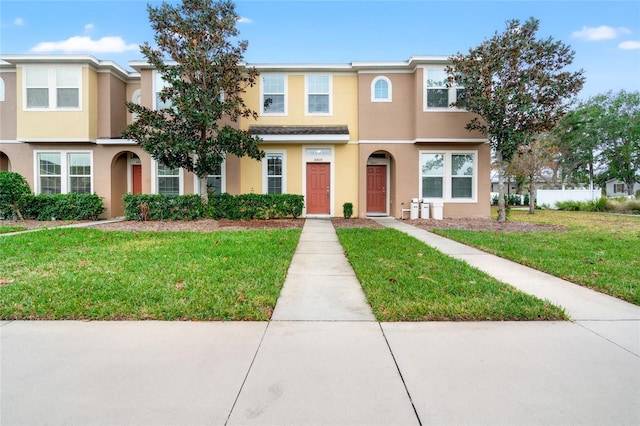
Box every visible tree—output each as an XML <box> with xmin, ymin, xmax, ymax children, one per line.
<box><xmin>122</xmin><ymin>0</ymin><xmax>264</xmax><ymax>199</ymax></box>
<box><xmin>0</xmin><ymin>171</ymin><xmax>32</xmax><ymax>221</ymax></box>
<box><xmin>505</xmin><ymin>136</ymin><xmax>558</xmax><ymax>214</ymax></box>
<box><xmin>448</xmin><ymin>17</ymin><xmax>584</xmax><ymax>221</ymax></box>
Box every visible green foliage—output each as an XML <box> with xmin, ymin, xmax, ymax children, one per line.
<box><xmin>122</xmin><ymin>193</ymin><xmax>206</xmax><ymax>220</ymax></box>
<box><xmin>0</xmin><ymin>171</ymin><xmax>32</xmax><ymax>220</ymax></box>
<box><xmin>20</xmin><ymin>193</ymin><xmax>105</xmax><ymax>221</ymax></box>
<box><xmin>122</xmin><ymin>193</ymin><xmax>304</xmax><ymax>221</ymax></box>
<box><xmin>555</xmin><ymin>197</ymin><xmax>634</xmax><ymax>213</ymax></box>
<box><xmin>342</xmin><ymin>202</ymin><xmax>353</xmax><ymax>219</ymax></box>
<box><xmin>122</xmin><ymin>0</ymin><xmax>264</xmax><ymax>191</ymax></box>
<box><xmin>208</xmin><ymin>193</ymin><xmax>304</xmax><ymax>220</ymax></box>
<box><xmin>491</xmin><ymin>194</ymin><xmax>526</xmax><ymax>206</ymax></box>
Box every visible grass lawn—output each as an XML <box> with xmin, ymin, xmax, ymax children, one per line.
<box><xmin>0</xmin><ymin>228</ymin><xmax>301</xmax><ymax>320</ymax></box>
<box><xmin>435</xmin><ymin>210</ymin><xmax>640</xmax><ymax>305</ymax></box>
<box><xmin>336</xmin><ymin>228</ymin><xmax>567</xmax><ymax>321</ymax></box>
<box><xmin>0</xmin><ymin>226</ymin><xmax>26</xmax><ymax>234</ymax></box>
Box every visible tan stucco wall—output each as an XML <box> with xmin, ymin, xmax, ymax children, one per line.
<box><xmin>97</xmin><ymin>73</ymin><xmax>128</xmax><ymax>138</ymax></box>
<box><xmin>334</xmin><ymin>143</ymin><xmax>359</xmax><ymax>215</ymax></box>
<box><xmin>0</xmin><ymin>71</ymin><xmax>17</xmax><ymax>141</ymax></box>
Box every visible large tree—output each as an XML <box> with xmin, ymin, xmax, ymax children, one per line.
<box><xmin>123</xmin><ymin>0</ymin><xmax>264</xmax><ymax>198</ymax></box>
<box><xmin>448</xmin><ymin>17</ymin><xmax>584</xmax><ymax>221</ymax></box>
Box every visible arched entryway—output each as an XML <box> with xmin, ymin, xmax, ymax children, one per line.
<box><xmin>110</xmin><ymin>151</ymin><xmax>142</xmax><ymax>217</ymax></box>
<box><xmin>366</xmin><ymin>151</ymin><xmax>392</xmax><ymax>216</ymax></box>
<box><xmin>0</xmin><ymin>151</ymin><xmax>10</xmax><ymax>171</ymax></box>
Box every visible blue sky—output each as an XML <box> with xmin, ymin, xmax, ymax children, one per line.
<box><xmin>1</xmin><ymin>0</ymin><xmax>639</xmax><ymax>99</ymax></box>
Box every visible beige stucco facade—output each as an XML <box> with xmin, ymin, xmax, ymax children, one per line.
<box><xmin>1</xmin><ymin>54</ymin><xmax>490</xmax><ymax>219</ymax></box>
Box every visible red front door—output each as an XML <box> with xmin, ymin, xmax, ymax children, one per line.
<box><xmin>306</xmin><ymin>163</ymin><xmax>330</xmax><ymax>214</ymax></box>
<box><xmin>367</xmin><ymin>165</ymin><xmax>386</xmax><ymax>213</ymax></box>
<box><xmin>132</xmin><ymin>164</ymin><xmax>142</xmax><ymax>194</ymax></box>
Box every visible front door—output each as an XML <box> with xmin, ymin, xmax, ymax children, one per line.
<box><xmin>306</xmin><ymin>163</ymin><xmax>330</xmax><ymax>214</ymax></box>
<box><xmin>367</xmin><ymin>165</ymin><xmax>386</xmax><ymax>213</ymax></box>
<box><xmin>132</xmin><ymin>164</ymin><xmax>142</xmax><ymax>195</ymax></box>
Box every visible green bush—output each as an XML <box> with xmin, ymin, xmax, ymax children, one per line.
<box><xmin>343</xmin><ymin>202</ymin><xmax>353</xmax><ymax>219</ymax></box>
<box><xmin>123</xmin><ymin>193</ymin><xmax>206</xmax><ymax>221</ymax></box>
<box><xmin>208</xmin><ymin>193</ymin><xmax>304</xmax><ymax>220</ymax></box>
<box><xmin>0</xmin><ymin>171</ymin><xmax>32</xmax><ymax>220</ymax></box>
<box><xmin>21</xmin><ymin>193</ymin><xmax>105</xmax><ymax>220</ymax></box>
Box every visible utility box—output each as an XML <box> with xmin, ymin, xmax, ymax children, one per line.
<box><xmin>410</xmin><ymin>198</ymin><xmax>420</xmax><ymax>219</ymax></box>
<box><xmin>421</xmin><ymin>199</ymin><xmax>430</xmax><ymax>219</ymax></box>
<box><xmin>432</xmin><ymin>202</ymin><xmax>443</xmax><ymax>220</ymax></box>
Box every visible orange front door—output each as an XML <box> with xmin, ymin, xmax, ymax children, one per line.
<box><xmin>306</xmin><ymin>163</ymin><xmax>330</xmax><ymax>214</ymax></box>
<box><xmin>367</xmin><ymin>165</ymin><xmax>386</xmax><ymax>213</ymax></box>
<box><xmin>132</xmin><ymin>164</ymin><xmax>142</xmax><ymax>194</ymax></box>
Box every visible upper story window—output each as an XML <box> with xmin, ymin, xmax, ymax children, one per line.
<box><xmin>262</xmin><ymin>74</ymin><xmax>286</xmax><ymax>115</ymax></box>
<box><xmin>154</xmin><ymin>71</ymin><xmax>172</xmax><ymax>110</ymax></box>
<box><xmin>371</xmin><ymin>76</ymin><xmax>392</xmax><ymax>102</ymax></box>
<box><xmin>306</xmin><ymin>75</ymin><xmax>331</xmax><ymax>115</ymax></box>
<box><xmin>24</xmin><ymin>67</ymin><xmax>81</xmax><ymax>110</ymax></box>
<box><xmin>424</xmin><ymin>67</ymin><xmax>466</xmax><ymax>111</ymax></box>
<box><xmin>0</xmin><ymin>77</ymin><xmax>5</xmax><ymax>102</ymax></box>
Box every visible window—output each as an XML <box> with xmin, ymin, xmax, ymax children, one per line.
<box><xmin>371</xmin><ymin>76</ymin><xmax>392</xmax><ymax>102</ymax></box>
<box><xmin>68</xmin><ymin>153</ymin><xmax>91</xmax><ymax>194</ymax></box>
<box><xmin>36</xmin><ymin>151</ymin><xmax>92</xmax><ymax>194</ymax></box>
<box><xmin>0</xmin><ymin>77</ymin><xmax>5</xmax><ymax>102</ymax></box>
<box><xmin>420</xmin><ymin>151</ymin><xmax>476</xmax><ymax>201</ymax></box>
<box><xmin>306</xmin><ymin>75</ymin><xmax>331</xmax><ymax>114</ymax></box>
<box><xmin>25</xmin><ymin>67</ymin><xmax>80</xmax><ymax>110</ymax></box>
<box><xmin>613</xmin><ymin>183</ymin><xmax>626</xmax><ymax>193</ymax></box>
<box><xmin>424</xmin><ymin>67</ymin><xmax>465</xmax><ymax>110</ymax></box>
<box><xmin>262</xmin><ymin>74</ymin><xmax>286</xmax><ymax>114</ymax></box>
<box><xmin>154</xmin><ymin>71</ymin><xmax>172</xmax><ymax>110</ymax></box>
<box><xmin>421</xmin><ymin>153</ymin><xmax>444</xmax><ymax>198</ymax></box>
<box><xmin>263</xmin><ymin>151</ymin><xmax>286</xmax><ymax>194</ymax></box>
<box><xmin>206</xmin><ymin>161</ymin><xmax>224</xmax><ymax>195</ymax></box>
<box><xmin>157</xmin><ymin>164</ymin><xmax>180</xmax><ymax>195</ymax></box>
<box><xmin>131</xmin><ymin>89</ymin><xmax>141</xmax><ymax>121</ymax></box>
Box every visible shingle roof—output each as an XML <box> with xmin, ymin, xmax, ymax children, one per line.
<box><xmin>248</xmin><ymin>125</ymin><xmax>349</xmax><ymax>136</ymax></box>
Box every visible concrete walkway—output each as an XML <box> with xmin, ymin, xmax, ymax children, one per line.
<box><xmin>2</xmin><ymin>218</ymin><xmax>639</xmax><ymax>425</ymax></box>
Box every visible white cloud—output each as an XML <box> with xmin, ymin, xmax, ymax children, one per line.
<box><xmin>571</xmin><ymin>25</ymin><xmax>632</xmax><ymax>41</ymax></box>
<box><xmin>84</xmin><ymin>23</ymin><xmax>94</xmax><ymax>32</ymax></box>
<box><xmin>619</xmin><ymin>40</ymin><xmax>640</xmax><ymax>50</ymax></box>
<box><xmin>30</xmin><ymin>36</ymin><xmax>139</xmax><ymax>53</ymax></box>
<box><xmin>14</xmin><ymin>17</ymin><xmax>25</xmax><ymax>26</ymax></box>
<box><xmin>237</xmin><ymin>16</ymin><xmax>253</xmax><ymax>24</ymax></box>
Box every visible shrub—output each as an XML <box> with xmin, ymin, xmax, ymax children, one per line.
<box><xmin>21</xmin><ymin>193</ymin><xmax>105</xmax><ymax>220</ymax></box>
<box><xmin>0</xmin><ymin>171</ymin><xmax>32</xmax><ymax>220</ymax></box>
<box><xmin>123</xmin><ymin>193</ymin><xmax>206</xmax><ymax>221</ymax></box>
<box><xmin>208</xmin><ymin>193</ymin><xmax>304</xmax><ymax>220</ymax></box>
<box><xmin>343</xmin><ymin>202</ymin><xmax>353</xmax><ymax>219</ymax></box>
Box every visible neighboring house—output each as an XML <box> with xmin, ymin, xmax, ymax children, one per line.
<box><xmin>605</xmin><ymin>179</ymin><xmax>640</xmax><ymax>197</ymax></box>
<box><xmin>0</xmin><ymin>54</ymin><xmax>490</xmax><ymax>219</ymax></box>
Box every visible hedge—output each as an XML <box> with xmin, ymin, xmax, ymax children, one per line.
<box><xmin>20</xmin><ymin>193</ymin><xmax>106</xmax><ymax>221</ymax></box>
<box><xmin>122</xmin><ymin>193</ymin><xmax>304</xmax><ymax>221</ymax></box>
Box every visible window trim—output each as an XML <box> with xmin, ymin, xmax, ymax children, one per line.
<box><xmin>193</xmin><ymin>158</ymin><xmax>226</xmax><ymax>195</ymax></box>
<box><xmin>371</xmin><ymin>76</ymin><xmax>392</xmax><ymax>102</ymax></box>
<box><xmin>262</xmin><ymin>150</ymin><xmax>287</xmax><ymax>194</ymax></box>
<box><xmin>153</xmin><ymin>70</ymin><xmax>171</xmax><ymax>110</ymax></box>
<box><xmin>305</xmin><ymin>74</ymin><xmax>332</xmax><ymax>116</ymax></box>
<box><xmin>422</xmin><ymin>67</ymin><xmax>466</xmax><ymax>112</ymax></box>
<box><xmin>260</xmin><ymin>74</ymin><xmax>288</xmax><ymax>116</ymax></box>
<box><xmin>33</xmin><ymin>150</ymin><xmax>93</xmax><ymax>195</ymax></box>
<box><xmin>419</xmin><ymin>150</ymin><xmax>477</xmax><ymax>203</ymax></box>
<box><xmin>0</xmin><ymin>76</ymin><xmax>5</xmax><ymax>102</ymax></box>
<box><xmin>23</xmin><ymin>66</ymin><xmax>82</xmax><ymax>111</ymax></box>
<box><xmin>152</xmin><ymin>159</ymin><xmax>184</xmax><ymax>195</ymax></box>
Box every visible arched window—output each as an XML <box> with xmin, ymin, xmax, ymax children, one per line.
<box><xmin>0</xmin><ymin>77</ymin><xmax>5</xmax><ymax>102</ymax></box>
<box><xmin>371</xmin><ymin>76</ymin><xmax>391</xmax><ymax>102</ymax></box>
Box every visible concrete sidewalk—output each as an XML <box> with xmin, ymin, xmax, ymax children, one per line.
<box><xmin>2</xmin><ymin>218</ymin><xmax>639</xmax><ymax>425</ymax></box>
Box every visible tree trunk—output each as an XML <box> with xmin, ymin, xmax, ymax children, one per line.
<box><xmin>528</xmin><ymin>171</ymin><xmax>536</xmax><ymax>214</ymax></box>
<box><xmin>496</xmin><ymin>151</ymin><xmax>507</xmax><ymax>222</ymax></box>
<box><xmin>199</xmin><ymin>174</ymin><xmax>209</xmax><ymax>203</ymax></box>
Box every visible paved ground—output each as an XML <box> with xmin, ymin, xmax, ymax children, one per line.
<box><xmin>1</xmin><ymin>218</ymin><xmax>639</xmax><ymax>425</ymax></box>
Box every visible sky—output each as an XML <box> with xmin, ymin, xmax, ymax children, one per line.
<box><xmin>1</xmin><ymin>0</ymin><xmax>639</xmax><ymax>99</ymax></box>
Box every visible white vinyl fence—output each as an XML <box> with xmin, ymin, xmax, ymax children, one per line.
<box><xmin>536</xmin><ymin>189</ymin><xmax>600</xmax><ymax>209</ymax></box>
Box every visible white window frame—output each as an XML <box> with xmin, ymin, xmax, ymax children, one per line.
<box><xmin>262</xmin><ymin>150</ymin><xmax>287</xmax><ymax>194</ymax></box>
<box><xmin>305</xmin><ymin>74</ymin><xmax>332</xmax><ymax>116</ymax></box>
<box><xmin>419</xmin><ymin>150</ymin><xmax>477</xmax><ymax>203</ymax></box>
<box><xmin>0</xmin><ymin>76</ymin><xmax>5</xmax><ymax>102</ymax></box>
<box><xmin>422</xmin><ymin>67</ymin><xmax>465</xmax><ymax>111</ymax></box>
<box><xmin>23</xmin><ymin>66</ymin><xmax>82</xmax><ymax>111</ymax></box>
<box><xmin>131</xmin><ymin>88</ymin><xmax>141</xmax><ymax>122</ymax></box>
<box><xmin>152</xmin><ymin>160</ymin><xmax>184</xmax><ymax>195</ymax></box>
<box><xmin>371</xmin><ymin>76</ymin><xmax>392</xmax><ymax>102</ymax></box>
<box><xmin>261</xmin><ymin>74</ymin><xmax>287</xmax><ymax>116</ymax></box>
<box><xmin>153</xmin><ymin>70</ymin><xmax>172</xmax><ymax>110</ymax></box>
<box><xmin>33</xmin><ymin>150</ymin><xmax>93</xmax><ymax>195</ymax></box>
<box><xmin>193</xmin><ymin>158</ymin><xmax>226</xmax><ymax>195</ymax></box>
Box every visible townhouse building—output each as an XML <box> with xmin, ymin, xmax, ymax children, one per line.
<box><xmin>0</xmin><ymin>54</ymin><xmax>490</xmax><ymax>219</ymax></box>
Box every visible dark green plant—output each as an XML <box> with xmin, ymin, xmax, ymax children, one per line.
<box><xmin>0</xmin><ymin>171</ymin><xmax>32</xmax><ymax>220</ymax></box>
<box><xmin>21</xmin><ymin>193</ymin><xmax>105</xmax><ymax>220</ymax></box>
<box><xmin>208</xmin><ymin>193</ymin><xmax>303</xmax><ymax>220</ymax></box>
<box><xmin>123</xmin><ymin>193</ymin><xmax>206</xmax><ymax>221</ymax></box>
<box><xmin>343</xmin><ymin>202</ymin><xmax>353</xmax><ymax>219</ymax></box>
